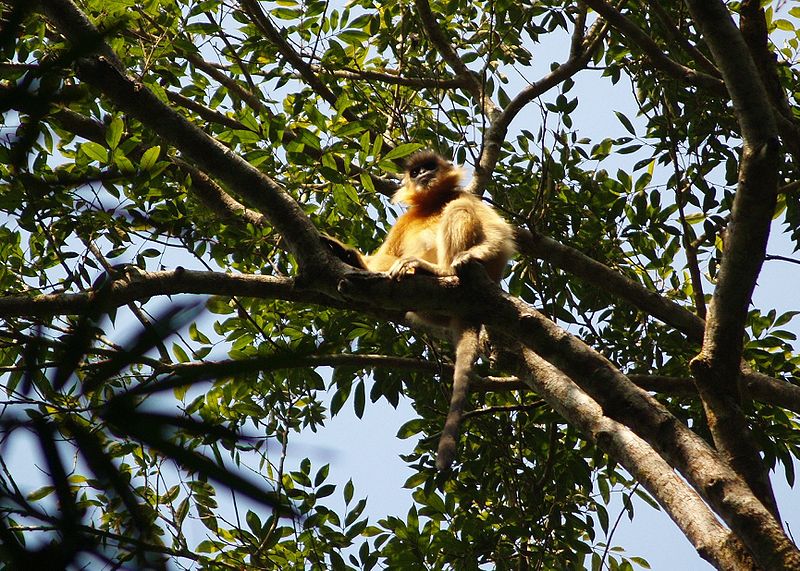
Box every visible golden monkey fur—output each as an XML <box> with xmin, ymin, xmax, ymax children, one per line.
<box><xmin>325</xmin><ymin>151</ymin><xmax>515</xmax><ymax>469</ymax></box>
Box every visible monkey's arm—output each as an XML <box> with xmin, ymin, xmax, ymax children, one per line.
<box><xmin>320</xmin><ymin>234</ymin><xmax>404</xmax><ymax>273</ymax></box>
<box><xmin>445</xmin><ymin>198</ymin><xmax>515</xmax><ymax>282</ymax></box>
<box><xmin>387</xmin><ymin>257</ymin><xmax>449</xmax><ymax>279</ymax></box>
<box><xmin>320</xmin><ymin>235</ymin><xmax>369</xmax><ymax>270</ymax></box>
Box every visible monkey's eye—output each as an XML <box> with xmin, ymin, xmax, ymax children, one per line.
<box><xmin>410</xmin><ymin>161</ymin><xmax>438</xmax><ymax>178</ymax></box>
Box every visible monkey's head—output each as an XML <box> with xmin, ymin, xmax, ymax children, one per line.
<box><xmin>393</xmin><ymin>151</ymin><xmax>463</xmax><ymax>206</ymax></box>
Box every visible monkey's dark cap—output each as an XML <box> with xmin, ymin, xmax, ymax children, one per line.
<box><xmin>406</xmin><ymin>150</ymin><xmax>446</xmax><ymax>177</ymax></box>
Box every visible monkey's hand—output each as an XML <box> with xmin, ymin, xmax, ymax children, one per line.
<box><xmin>451</xmin><ymin>252</ymin><xmax>475</xmax><ymax>271</ymax></box>
<box><xmin>387</xmin><ymin>256</ymin><xmax>440</xmax><ymax>280</ymax></box>
<box><xmin>320</xmin><ymin>234</ymin><xmax>368</xmax><ymax>270</ymax></box>
<box><xmin>451</xmin><ymin>252</ymin><xmax>489</xmax><ymax>282</ymax></box>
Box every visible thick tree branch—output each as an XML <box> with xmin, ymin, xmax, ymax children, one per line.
<box><xmin>684</xmin><ymin>0</ymin><xmax>781</xmax><ymax>519</ymax></box>
<box><xmin>40</xmin><ymin>0</ymin><xmax>344</xmax><ymax>284</ymax></box>
<box><xmin>739</xmin><ymin>0</ymin><xmax>800</xmax><ymax>162</ymax></box>
<box><xmin>50</xmin><ymin>107</ymin><xmax>106</xmax><ymax>142</ymax></box>
<box><xmin>515</xmin><ymin>228</ymin><xmax>706</xmax><ymax>341</ymax></box>
<box><xmin>149</xmin><ymin>353</ymin><xmax>446</xmax><ymax>386</ymax></box>
<box><xmin>581</xmin><ymin>0</ymin><xmax>725</xmax><ymax>92</ymax></box>
<box><xmin>488</xmin><ymin>299</ymin><xmax>797</xmax><ymax>568</ymax></box>
<box><xmin>7</xmin><ymin>265</ymin><xmax>799</xmax><ymax>415</ymax></box>
<box><xmin>475</xmin><ymin>371</ymin><xmax>800</xmax><ymax>416</ymax></box>
<box><xmin>515</xmin><ymin>348</ymin><xmax>754</xmax><ymax>570</ymax></box>
<box><xmin>0</xmin><ymin>270</ymin><xmax>322</xmax><ymax>318</ymax></box>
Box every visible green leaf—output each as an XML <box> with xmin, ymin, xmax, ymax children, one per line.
<box><xmin>360</xmin><ymin>172</ymin><xmax>376</xmax><ymax>194</ymax></box>
<box><xmin>334</xmin><ymin>476</ymin><xmax>351</xmax><ymax>508</ymax></box>
<box><xmin>339</xmin><ymin>29</ymin><xmax>371</xmax><ymax>45</ymax></box>
<box><xmin>82</xmin><ymin>142</ymin><xmax>108</xmax><ymax>163</ymax></box>
<box><xmin>683</xmin><ymin>212</ymin><xmax>705</xmax><ymax>224</ymax></box>
<box><xmin>316</xmin><ymin>484</ymin><xmax>335</xmax><ymax>498</ymax></box>
<box><xmin>330</xmin><ymin>384</ymin><xmax>351</xmax><ymax>416</ymax></box>
<box><xmin>246</xmin><ymin>510</ymin><xmax>262</xmax><ymax>534</ymax></box>
<box><xmin>114</xmin><ymin>152</ymin><xmax>136</xmax><ymax>173</ymax></box>
<box><xmin>26</xmin><ymin>486</ymin><xmax>55</xmax><ymax>501</ymax></box>
<box><xmin>382</xmin><ymin>143</ymin><xmax>422</xmax><ymax>162</ymax></box>
<box><xmin>106</xmin><ymin>117</ymin><xmax>124</xmax><ymax>149</ymax></box>
<box><xmin>140</xmin><ymin>145</ymin><xmax>161</xmax><ymax>170</ymax></box>
<box><xmin>614</xmin><ymin>110</ymin><xmax>636</xmax><ymax>135</ymax></box>
<box><xmin>370</xmin><ymin>135</ymin><xmax>383</xmax><ymax>160</ymax></box>
<box><xmin>396</xmin><ymin>419</ymin><xmax>426</xmax><ymax>439</ymax></box>
<box><xmin>354</xmin><ymin>379</ymin><xmax>365</xmax><ymax>418</ymax></box>
<box><xmin>172</xmin><ymin>343</ymin><xmax>189</xmax><ymax>363</ymax></box>
<box><xmin>314</xmin><ymin>464</ymin><xmax>330</xmax><ymax>487</ymax></box>
<box><xmin>403</xmin><ymin>472</ymin><xmax>428</xmax><ymax>489</ymax></box>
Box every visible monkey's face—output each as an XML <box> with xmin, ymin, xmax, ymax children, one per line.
<box><xmin>393</xmin><ymin>151</ymin><xmax>461</xmax><ymax>205</ymax></box>
<box><xmin>408</xmin><ymin>157</ymin><xmax>441</xmax><ymax>189</ymax></box>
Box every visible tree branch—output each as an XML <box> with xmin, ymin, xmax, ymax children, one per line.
<box><xmin>583</xmin><ymin>0</ymin><xmax>800</xmax><ymax>169</ymax></box>
<box><xmin>487</xmin><ymin>295</ymin><xmax>797</xmax><ymax>568</ymax></box>
<box><xmin>239</xmin><ymin>0</ymin><xmax>355</xmax><ymax>122</ymax></box>
<box><xmin>166</xmin><ymin>89</ymin><xmax>252</xmax><ymax>132</ymax></box>
<box><xmin>739</xmin><ymin>0</ymin><xmax>800</xmax><ymax>161</ymax></box>
<box><xmin>156</xmin><ymin>353</ymin><xmax>446</xmax><ymax>383</ymax></box>
<box><xmin>412</xmin><ymin>0</ymin><xmax>501</xmax><ymax>122</ymax></box>
<box><xmin>684</xmin><ymin>0</ymin><xmax>781</xmax><ymax>520</ymax></box>
<box><xmin>40</xmin><ymin>0</ymin><xmax>344</xmax><ymax>284</ymax></box>
<box><xmin>1</xmin><ymin>259</ymin><xmax>796</xmax><ymax>565</ymax></box>
<box><xmin>647</xmin><ymin>1</ymin><xmax>719</xmax><ymax>77</ymax></box>
<box><xmin>0</xmin><ymin>270</ymin><xmax>321</xmax><ymax>318</ymax></box>
<box><xmin>515</xmin><ymin>228</ymin><xmax>706</xmax><ymax>341</ymax></box>
<box><xmin>310</xmin><ymin>65</ymin><xmax>469</xmax><ymax>89</ymax></box>
<box><xmin>184</xmin><ymin>52</ymin><xmax>265</xmax><ymax>112</ymax></box>
<box><xmin>48</xmin><ymin>105</ymin><xmax>272</xmax><ymax>230</ymax></box>
<box><xmin>581</xmin><ymin>0</ymin><xmax>725</xmax><ymax>92</ymax></box>
<box><xmin>515</xmin><ymin>348</ymin><xmax>755</xmax><ymax>570</ymax></box>
<box><xmin>465</xmin><ymin>9</ymin><xmax>610</xmax><ymax>194</ymax></box>
<box><xmin>331</xmin><ymin>267</ymin><xmax>799</xmax><ymax>568</ymax></box>
<box><xmin>7</xmin><ymin>264</ymin><xmax>798</xmax><ymax>415</ymax></box>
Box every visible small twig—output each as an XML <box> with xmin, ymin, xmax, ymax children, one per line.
<box><xmin>462</xmin><ymin>402</ymin><xmax>543</xmax><ymax>420</ymax></box>
<box><xmin>764</xmin><ymin>254</ymin><xmax>800</xmax><ymax>266</ymax></box>
<box><xmin>647</xmin><ymin>2</ymin><xmax>719</xmax><ymax>76</ymax></box>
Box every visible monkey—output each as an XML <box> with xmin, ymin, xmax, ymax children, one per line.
<box><xmin>324</xmin><ymin>151</ymin><xmax>515</xmax><ymax>470</ymax></box>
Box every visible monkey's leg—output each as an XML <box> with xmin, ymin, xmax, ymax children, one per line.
<box><xmin>361</xmin><ymin>252</ymin><xmax>399</xmax><ymax>272</ymax></box>
<box><xmin>437</xmin><ymin>202</ymin><xmax>485</xmax><ymax>272</ymax></box>
<box><xmin>436</xmin><ymin>322</ymin><xmax>479</xmax><ymax>470</ymax></box>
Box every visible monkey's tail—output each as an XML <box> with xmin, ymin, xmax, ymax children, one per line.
<box><xmin>436</xmin><ymin>323</ymin><xmax>480</xmax><ymax>471</ymax></box>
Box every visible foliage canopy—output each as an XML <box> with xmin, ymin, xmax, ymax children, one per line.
<box><xmin>1</xmin><ymin>0</ymin><xmax>800</xmax><ymax>569</ymax></box>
